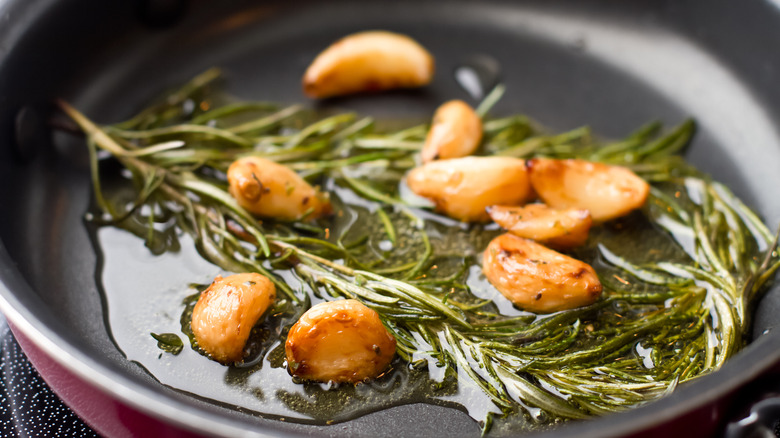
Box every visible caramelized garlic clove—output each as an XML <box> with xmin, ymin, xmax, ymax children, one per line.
<box><xmin>421</xmin><ymin>100</ymin><xmax>482</xmax><ymax>163</ymax></box>
<box><xmin>191</xmin><ymin>273</ymin><xmax>276</xmax><ymax>364</ymax></box>
<box><xmin>527</xmin><ymin>158</ymin><xmax>649</xmax><ymax>222</ymax></box>
<box><xmin>302</xmin><ymin>30</ymin><xmax>435</xmax><ymax>99</ymax></box>
<box><xmin>406</xmin><ymin>156</ymin><xmax>533</xmax><ymax>222</ymax></box>
<box><xmin>227</xmin><ymin>156</ymin><xmax>331</xmax><ymax>221</ymax></box>
<box><xmin>285</xmin><ymin>299</ymin><xmax>396</xmax><ymax>384</ymax></box>
<box><xmin>482</xmin><ymin>234</ymin><xmax>602</xmax><ymax>313</ymax></box>
<box><xmin>487</xmin><ymin>204</ymin><xmax>592</xmax><ymax>249</ymax></box>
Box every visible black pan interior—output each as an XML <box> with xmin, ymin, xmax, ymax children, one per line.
<box><xmin>2</xmin><ymin>0</ymin><xmax>780</xmax><ymax>436</ymax></box>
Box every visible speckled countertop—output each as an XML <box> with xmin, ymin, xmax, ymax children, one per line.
<box><xmin>0</xmin><ymin>315</ymin><xmax>98</xmax><ymax>438</ymax></box>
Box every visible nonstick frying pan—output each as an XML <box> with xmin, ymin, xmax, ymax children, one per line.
<box><xmin>2</xmin><ymin>0</ymin><xmax>780</xmax><ymax>436</ymax></box>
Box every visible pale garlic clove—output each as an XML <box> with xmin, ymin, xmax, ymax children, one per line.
<box><xmin>487</xmin><ymin>204</ymin><xmax>592</xmax><ymax>249</ymax></box>
<box><xmin>482</xmin><ymin>234</ymin><xmax>602</xmax><ymax>313</ymax></box>
<box><xmin>227</xmin><ymin>156</ymin><xmax>331</xmax><ymax>221</ymax></box>
<box><xmin>285</xmin><ymin>299</ymin><xmax>396</xmax><ymax>384</ymax></box>
<box><xmin>421</xmin><ymin>100</ymin><xmax>483</xmax><ymax>163</ymax></box>
<box><xmin>302</xmin><ymin>30</ymin><xmax>435</xmax><ymax>99</ymax></box>
<box><xmin>406</xmin><ymin>156</ymin><xmax>533</xmax><ymax>222</ymax></box>
<box><xmin>527</xmin><ymin>158</ymin><xmax>650</xmax><ymax>222</ymax></box>
<box><xmin>191</xmin><ymin>273</ymin><xmax>276</xmax><ymax>364</ymax></box>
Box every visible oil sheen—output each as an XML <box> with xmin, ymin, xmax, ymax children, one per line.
<box><xmin>91</xmin><ymin>164</ymin><xmax>691</xmax><ymax>435</ymax></box>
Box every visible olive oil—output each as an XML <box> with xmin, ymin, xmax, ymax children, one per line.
<box><xmin>92</xmin><ymin>172</ymin><xmax>695</xmax><ymax>434</ymax></box>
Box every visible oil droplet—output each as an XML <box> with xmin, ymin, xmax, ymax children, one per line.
<box><xmin>182</xmin><ymin>99</ymin><xmax>195</xmax><ymax>115</ymax></box>
<box><xmin>453</xmin><ymin>55</ymin><xmax>501</xmax><ymax>100</ymax></box>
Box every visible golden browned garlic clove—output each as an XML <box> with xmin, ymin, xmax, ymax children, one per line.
<box><xmin>285</xmin><ymin>299</ymin><xmax>396</xmax><ymax>384</ymax></box>
<box><xmin>487</xmin><ymin>203</ymin><xmax>592</xmax><ymax>249</ymax></box>
<box><xmin>406</xmin><ymin>156</ymin><xmax>533</xmax><ymax>222</ymax></box>
<box><xmin>227</xmin><ymin>156</ymin><xmax>330</xmax><ymax>221</ymax></box>
<box><xmin>482</xmin><ymin>234</ymin><xmax>602</xmax><ymax>313</ymax></box>
<box><xmin>302</xmin><ymin>30</ymin><xmax>435</xmax><ymax>99</ymax></box>
<box><xmin>527</xmin><ymin>158</ymin><xmax>649</xmax><ymax>222</ymax></box>
<box><xmin>191</xmin><ymin>273</ymin><xmax>276</xmax><ymax>364</ymax></box>
<box><xmin>421</xmin><ymin>100</ymin><xmax>483</xmax><ymax>163</ymax></box>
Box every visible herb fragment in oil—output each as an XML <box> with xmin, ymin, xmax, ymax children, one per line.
<box><xmin>151</xmin><ymin>332</ymin><xmax>184</xmax><ymax>355</ymax></box>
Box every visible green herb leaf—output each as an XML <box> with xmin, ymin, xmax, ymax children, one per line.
<box><xmin>151</xmin><ymin>332</ymin><xmax>184</xmax><ymax>355</ymax></box>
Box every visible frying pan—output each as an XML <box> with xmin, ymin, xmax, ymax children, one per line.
<box><xmin>2</xmin><ymin>0</ymin><xmax>780</xmax><ymax>436</ymax></box>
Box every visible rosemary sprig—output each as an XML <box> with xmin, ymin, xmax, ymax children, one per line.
<box><xmin>59</xmin><ymin>69</ymin><xmax>779</xmax><ymax>433</ymax></box>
